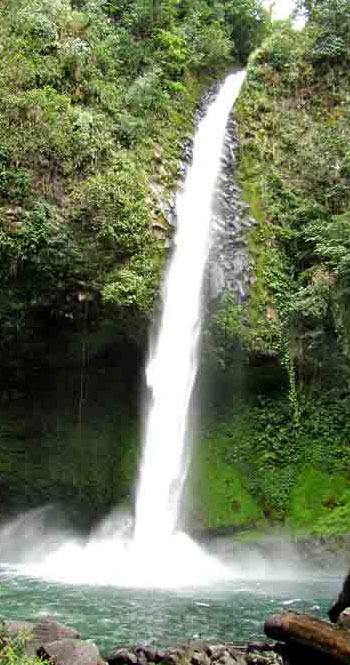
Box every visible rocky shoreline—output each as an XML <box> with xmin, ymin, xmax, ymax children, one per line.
<box><xmin>107</xmin><ymin>639</ymin><xmax>283</xmax><ymax>665</ymax></box>
<box><xmin>0</xmin><ymin>618</ymin><xmax>283</xmax><ymax>665</ymax></box>
<box><xmin>3</xmin><ymin>610</ymin><xmax>350</xmax><ymax>665</ymax></box>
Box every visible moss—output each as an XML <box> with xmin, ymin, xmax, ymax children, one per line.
<box><xmin>236</xmin><ymin>149</ymin><xmax>281</xmax><ymax>355</ymax></box>
<box><xmin>193</xmin><ymin>393</ymin><xmax>350</xmax><ymax>531</ymax></box>
<box><xmin>194</xmin><ymin>434</ymin><xmax>266</xmax><ymax>529</ymax></box>
<box><xmin>312</xmin><ymin>489</ymin><xmax>350</xmax><ymax>537</ymax></box>
<box><xmin>287</xmin><ymin>467</ymin><xmax>348</xmax><ymax>534</ymax></box>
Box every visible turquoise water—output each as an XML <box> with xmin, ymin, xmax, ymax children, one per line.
<box><xmin>0</xmin><ymin>569</ymin><xmax>340</xmax><ymax>656</ymax></box>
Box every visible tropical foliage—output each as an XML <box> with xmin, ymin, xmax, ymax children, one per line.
<box><xmin>199</xmin><ymin>0</ymin><xmax>350</xmax><ymax>535</ymax></box>
<box><xmin>0</xmin><ymin>0</ymin><xmax>268</xmax><ymax>375</ymax></box>
<box><xmin>0</xmin><ymin>0</ymin><xmax>268</xmax><ymax>523</ymax></box>
<box><xmin>217</xmin><ymin>0</ymin><xmax>350</xmax><ymax>395</ymax></box>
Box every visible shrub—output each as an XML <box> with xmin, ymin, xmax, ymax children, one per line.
<box><xmin>0</xmin><ymin>625</ymin><xmax>50</xmax><ymax>665</ymax></box>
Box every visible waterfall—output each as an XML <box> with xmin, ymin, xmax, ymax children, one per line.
<box><xmin>134</xmin><ymin>70</ymin><xmax>246</xmax><ymax>545</ymax></box>
<box><xmin>5</xmin><ymin>71</ymin><xmax>246</xmax><ymax>588</ymax></box>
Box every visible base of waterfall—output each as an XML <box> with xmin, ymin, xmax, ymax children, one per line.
<box><xmin>0</xmin><ymin>507</ymin><xmax>229</xmax><ymax>588</ymax></box>
<box><xmin>10</xmin><ymin>531</ymin><xmax>230</xmax><ymax>589</ymax></box>
<box><xmin>0</xmin><ymin>508</ymin><xmax>346</xmax><ymax>588</ymax></box>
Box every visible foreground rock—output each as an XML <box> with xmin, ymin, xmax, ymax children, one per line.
<box><xmin>107</xmin><ymin>611</ymin><xmax>350</xmax><ymax>665</ymax></box>
<box><xmin>2</xmin><ymin>618</ymin><xmax>104</xmax><ymax>665</ymax></box>
<box><xmin>40</xmin><ymin>638</ymin><xmax>103</xmax><ymax>665</ymax></box>
<box><xmin>6</xmin><ymin>613</ymin><xmax>349</xmax><ymax>665</ymax></box>
<box><xmin>7</xmin><ymin>617</ymin><xmax>80</xmax><ymax>656</ymax></box>
<box><xmin>265</xmin><ymin>611</ymin><xmax>350</xmax><ymax>663</ymax></box>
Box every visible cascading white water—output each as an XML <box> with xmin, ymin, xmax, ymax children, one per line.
<box><xmin>134</xmin><ymin>70</ymin><xmax>246</xmax><ymax>545</ymax></box>
<box><xmin>3</xmin><ymin>71</ymin><xmax>246</xmax><ymax>588</ymax></box>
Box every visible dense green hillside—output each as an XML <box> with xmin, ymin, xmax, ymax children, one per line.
<box><xmin>0</xmin><ymin>0</ymin><xmax>268</xmax><ymax>524</ymax></box>
<box><xmin>196</xmin><ymin>0</ymin><xmax>350</xmax><ymax>536</ymax></box>
<box><xmin>0</xmin><ymin>0</ymin><xmax>268</xmax><ymax>365</ymax></box>
<box><xmin>2</xmin><ymin>0</ymin><xmax>349</xmax><ymax>538</ymax></box>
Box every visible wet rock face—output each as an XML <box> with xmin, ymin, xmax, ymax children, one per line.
<box><xmin>169</xmin><ymin>76</ymin><xmax>253</xmax><ymax>305</ymax></box>
<box><xmin>207</xmin><ymin>111</ymin><xmax>253</xmax><ymax>303</ymax></box>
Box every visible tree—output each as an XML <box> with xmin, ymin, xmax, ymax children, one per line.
<box><xmin>221</xmin><ymin>0</ymin><xmax>271</xmax><ymax>63</ymax></box>
<box><xmin>301</xmin><ymin>0</ymin><xmax>350</xmax><ymax>63</ymax></box>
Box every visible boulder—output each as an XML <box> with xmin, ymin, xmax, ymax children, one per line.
<box><xmin>6</xmin><ymin>621</ymin><xmax>35</xmax><ymax>636</ymax></box>
<box><xmin>104</xmin><ymin>642</ymin><xmax>286</xmax><ymax>665</ymax></box>
<box><xmin>6</xmin><ymin>618</ymin><xmax>80</xmax><ymax>656</ymax></box>
<box><xmin>216</xmin><ymin>654</ymin><xmax>236</xmax><ymax>665</ymax></box>
<box><xmin>205</xmin><ymin>646</ymin><xmax>228</xmax><ymax>660</ymax></box>
<box><xmin>265</xmin><ymin>611</ymin><xmax>350</xmax><ymax>662</ymax></box>
<box><xmin>191</xmin><ymin>651</ymin><xmax>211</xmax><ymax>665</ymax></box>
<box><xmin>135</xmin><ymin>651</ymin><xmax>148</xmax><ymax>665</ymax></box>
<box><xmin>40</xmin><ymin>638</ymin><xmax>101</xmax><ymax>665</ymax></box>
<box><xmin>337</xmin><ymin>607</ymin><xmax>350</xmax><ymax>630</ymax></box>
<box><xmin>108</xmin><ymin>647</ymin><xmax>139</xmax><ymax>665</ymax></box>
<box><xmin>329</xmin><ymin>570</ymin><xmax>350</xmax><ymax>623</ymax></box>
<box><xmin>141</xmin><ymin>646</ymin><xmax>167</xmax><ymax>662</ymax></box>
<box><xmin>161</xmin><ymin>653</ymin><xmax>180</xmax><ymax>665</ymax></box>
<box><xmin>246</xmin><ymin>654</ymin><xmax>282</xmax><ymax>665</ymax></box>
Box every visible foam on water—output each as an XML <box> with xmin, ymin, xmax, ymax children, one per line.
<box><xmin>15</xmin><ymin>531</ymin><xmax>228</xmax><ymax>588</ymax></box>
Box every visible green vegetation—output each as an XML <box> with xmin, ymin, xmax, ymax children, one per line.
<box><xmin>195</xmin><ymin>394</ymin><xmax>350</xmax><ymax>531</ymax></box>
<box><xmin>194</xmin><ymin>433</ymin><xmax>265</xmax><ymax>529</ymax></box>
<box><xmin>0</xmin><ymin>626</ymin><xmax>49</xmax><ymax>665</ymax></box>
<box><xmin>0</xmin><ymin>0</ymin><xmax>269</xmax><ymax>524</ymax></box>
<box><xmin>288</xmin><ymin>467</ymin><xmax>347</xmax><ymax>534</ymax></box>
<box><xmin>235</xmin><ymin>0</ymin><xmax>350</xmax><ymax>391</ymax></box>
<box><xmin>2</xmin><ymin>0</ymin><xmax>349</xmax><ymax>539</ymax></box>
<box><xmin>196</xmin><ymin>0</ymin><xmax>350</xmax><ymax>536</ymax></box>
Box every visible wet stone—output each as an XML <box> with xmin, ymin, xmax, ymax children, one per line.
<box><xmin>137</xmin><ymin>647</ymin><xmax>157</xmax><ymax>661</ymax></box>
<box><xmin>247</xmin><ymin>644</ymin><xmax>277</xmax><ymax>654</ymax></box>
<box><xmin>108</xmin><ymin>648</ymin><xmax>139</xmax><ymax>665</ymax></box>
<box><xmin>40</xmin><ymin>638</ymin><xmax>100</xmax><ymax>665</ymax></box>
<box><xmin>191</xmin><ymin>651</ymin><xmax>211</xmax><ymax>665</ymax></box>
<box><xmin>217</xmin><ymin>654</ymin><xmax>236</xmax><ymax>665</ymax></box>
<box><xmin>6</xmin><ymin>621</ymin><xmax>35</xmax><ymax>637</ymax></box>
<box><xmin>6</xmin><ymin>618</ymin><xmax>80</xmax><ymax>657</ymax></box>
<box><xmin>163</xmin><ymin>653</ymin><xmax>181</xmax><ymax>665</ymax></box>
<box><xmin>206</xmin><ymin>646</ymin><xmax>228</xmax><ymax>659</ymax></box>
<box><xmin>246</xmin><ymin>655</ymin><xmax>283</xmax><ymax>665</ymax></box>
<box><xmin>337</xmin><ymin>607</ymin><xmax>350</xmax><ymax>630</ymax></box>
